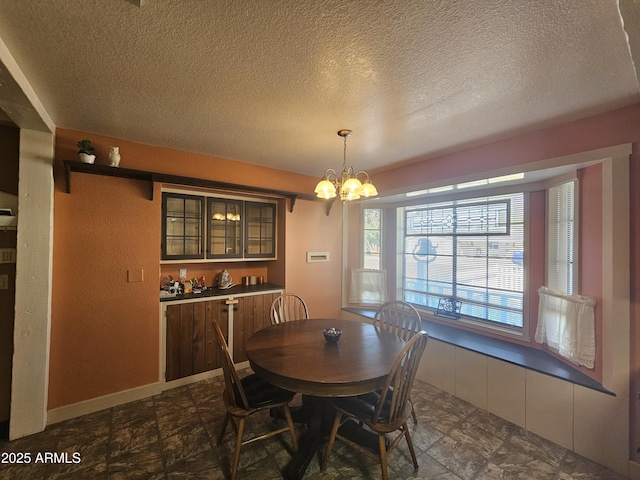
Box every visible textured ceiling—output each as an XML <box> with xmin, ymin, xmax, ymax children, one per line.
<box><xmin>0</xmin><ymin>0</ymin><xmax>638</xmax><ymax>177</ymax></box>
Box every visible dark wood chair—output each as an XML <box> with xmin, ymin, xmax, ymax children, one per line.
<box><xmin>269</xmin><ymin>293</ymin><xmax>309</xmax><ymax>325</ymax></box>
<box><xmin>321</xmin><ymin>331</ymin><xmax>429</xmax><ymax>480</ymax></box>
<box><xmin>374</xmin><ymin>300</ymin><xmax>421</xmax><ymax>341</ymax></box>
<box><xmin>212</xmin><ymin>320</ymin><xmax>298</xmax><ymax>480</ymax></box>
<box><xmin>374</xmin><ymin>300</ymin><xmax>422</xmax><ymax>422</ymax></box>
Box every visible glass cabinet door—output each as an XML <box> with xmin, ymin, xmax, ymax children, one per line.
<box><xmin>207</xmin><ymin>198</ymin><xmax>243</xmax><ymax>258</ymax></box>
<box><xmin>245</xmin><ymin>202</ymin><xmax>276</xmax><ymax>258</ymax></box>
<box><xmin>162</xmin><ymin>193</ymin><xmax>204</xmax><ymax>259</ymax></box>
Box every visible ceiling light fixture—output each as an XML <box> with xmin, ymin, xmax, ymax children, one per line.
<box><xmin>314</xmin><ymin>130</ymin><xmax>378</xmax><ymax>202</ymax></box>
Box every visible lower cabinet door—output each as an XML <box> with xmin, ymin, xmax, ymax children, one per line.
<box><xmin>165</xmin><ymin>300</ymin><xmax>228</xmax><ymax>382</ymax></box>
<box><xmin>233</xmin><ymin>292</ymin><xmax>280</xmax><ymax>363</ymax></box>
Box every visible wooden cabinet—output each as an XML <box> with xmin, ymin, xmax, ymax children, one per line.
<box><xmin>162</xmin><ymin>192</ymin><xmax>276</xmax><ymax>261</ymax></box>
<box><xmin>164</xmin><ymin>291</ymin><xmax>281</xmax><ymax>381</ymax></box>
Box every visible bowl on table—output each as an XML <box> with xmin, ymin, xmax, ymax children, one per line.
<box><xmin>323</xmin><ymin>327</ymin><xmax>342</xmax><ymax>344</ymax></box>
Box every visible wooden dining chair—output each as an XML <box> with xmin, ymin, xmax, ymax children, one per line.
<box><xmin>321</xmin><ymin>331</ymin><xmax>429</xmax><ymax>480</ymax></box>
<box><xmin>270</xmin><ymin>293</ymin><xmax>309</xmax><ymax>325</ymax></box>
<box><xmin>374</xmin><ymin>300</ymin><xmax>421</xmax><ymax>341</ymax></box>
<box><xmin>212</xmin><ymin>320</ymin><xmax>298</xmax><ymax>480</ymax></box>
<box><xmin>374</xmin><ymin>300</ymin><xmax>421</xmax><ymax>422</ymax></box>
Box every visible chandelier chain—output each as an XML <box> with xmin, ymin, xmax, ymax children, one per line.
<box><xmin>343</xmin><ymin>135</ymin><xmax>348</xmax><ymax>170</ymax></box>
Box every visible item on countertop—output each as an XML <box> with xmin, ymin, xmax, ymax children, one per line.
<box><xmin>160</xmin><ymin>275</ymin><xmax>177</xmax><ymax>292</ymax></box>
<box><xmin>190</xmin><ymin>276</ymin><xmax>206</xmax><ymax>293</ymax></box>
<box><xmin>216</xmin><ymin>269</ymin><xmax>232</xmax><ymax>289</ymax></box>
<box><xmin>160</xmin><ymin>275</ymin><xmax>179</xmax><ymax>297</ymax></box>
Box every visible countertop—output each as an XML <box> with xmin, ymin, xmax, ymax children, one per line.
<box><xmin>160</xmin><ymin>282</ymin><xmax>284</xmax><ymax>302</ymax></box>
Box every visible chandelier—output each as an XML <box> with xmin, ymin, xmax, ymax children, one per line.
<box><xmin>314</xmin><ymin>130</ymin><xmax>378</xmax><ymax>202</ymax></box>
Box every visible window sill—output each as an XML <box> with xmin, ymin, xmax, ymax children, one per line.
<box><xmin>343</xmin><ymin>307</ymin><xmax>613</xmax><ymax>396</ymax></box>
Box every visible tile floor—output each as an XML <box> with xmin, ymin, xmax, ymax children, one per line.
<box><xmin>0</xmin><ymin>372</ymin><xmax>628</xmax><ymax>479</ymax></box>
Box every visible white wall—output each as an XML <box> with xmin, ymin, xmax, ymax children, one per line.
<box><xmin>10</xmin><ymin>129</ymin><xmax>55</xmax><ymax>439</ymax></box>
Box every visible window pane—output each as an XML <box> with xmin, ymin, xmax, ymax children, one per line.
<box><xmin>363</xmin><ymin>208</ymin><xmax>382</xmax><ymax>270</ymax></box>
<box><xmin>547</xmin><ymin>181</ymin><xmax>575</xmax><ymax>294</ymax></box>
<box><xmin>401</xmin><ymin>193</ymin><xmax>524</xmax><ymax>329</ymax></box>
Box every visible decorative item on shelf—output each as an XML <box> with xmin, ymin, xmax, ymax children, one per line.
<box><xmin>108</xmin><ymin>146</ymin><xmax>121</xmax><ymax>167</ymax></box>
<box><xmin>435</xmin><ymin>297</ymin><xmax>462</xmax><ymax>320</ymax></box>
<box><xmin>76</xmin><ymin>139</ymin><xmax>96</xmax><ymax>164</ymax></box>
<box><xmin>314</xmin><ymin>129</ymin><xmax>378</xmax><ymax>202</ymax></box>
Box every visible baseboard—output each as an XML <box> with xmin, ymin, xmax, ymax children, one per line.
<box><xmin>47</xmin><ymin>382</ymin><xmax>163</xmax><ymax>425</ymax></box>
<box><xmin>46</xmin><ymin>363</ymin><xmax>248</xmax><ymax>426</ymax></box>
<box><xmin>162</xmin><ymin>368</ymin><xmax>224</xmax><ymax>390</ymax></box>
<box><xmin>629</xmin><ymin>460</ymin><xmax>640</xmax><ymax>480</ymax></box>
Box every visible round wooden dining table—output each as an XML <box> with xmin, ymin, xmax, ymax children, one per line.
<box><xmin>245</xmin><ymin>318</ymin><xmax>406</xmax><ymax>480</ymax></box>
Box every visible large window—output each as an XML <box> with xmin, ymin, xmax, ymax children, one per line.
<box><xmin>401</xmin><ymin>193</ymin><xmax>525</xmax><ymax>331</ymax></box>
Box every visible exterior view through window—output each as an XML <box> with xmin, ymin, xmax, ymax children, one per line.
<box><xmin>401</xmin><ymin>193</ymin><xmax>525</xmax><ymax>330</ymax></box>
<box><xmin>364</xmin><ymin>208</ymin><xmax>382</xmax><ymax>270</ymax></box>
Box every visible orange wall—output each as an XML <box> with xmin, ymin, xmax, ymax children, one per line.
<box><xmin>50</xmin><ymin>171</ymin><xmax>161</xmax><ymax>409</ymax></box>
<box><xmin>50</xmin><ymin>128</ymin><xmax>338</xmax><ymax>409</ymax></box>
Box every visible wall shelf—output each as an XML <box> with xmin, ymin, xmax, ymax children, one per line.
<box><xmin>63</xmin><ymin>160</ymin><xmax>317</xmax><ymax>213</ymax></box>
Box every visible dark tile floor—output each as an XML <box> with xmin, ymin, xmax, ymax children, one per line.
<box><xmin>0</xmin><ymin>372</ymin><xmax>628</xmax><ymax>479</ymax></box>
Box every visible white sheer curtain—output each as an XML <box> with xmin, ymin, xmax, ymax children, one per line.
<box><xmin>349</xmin><ymin>269</ymin><xmax>388</xmax><ymax>305</ymax></box>
<box><xmin>535</xmin><ymin>286</ymin><xmax>596</xmax><ymax>368</ymax></box>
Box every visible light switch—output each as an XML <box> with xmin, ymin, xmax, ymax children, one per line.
<box><xmin>127</xmin><ymin>269</ymin><xmax>144</xmax><ymax>283</ymax></box>
<box><xmin>0</xmin><ymin>274</ymin><xmax>8</xmax><ymax>289</ymax></box>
